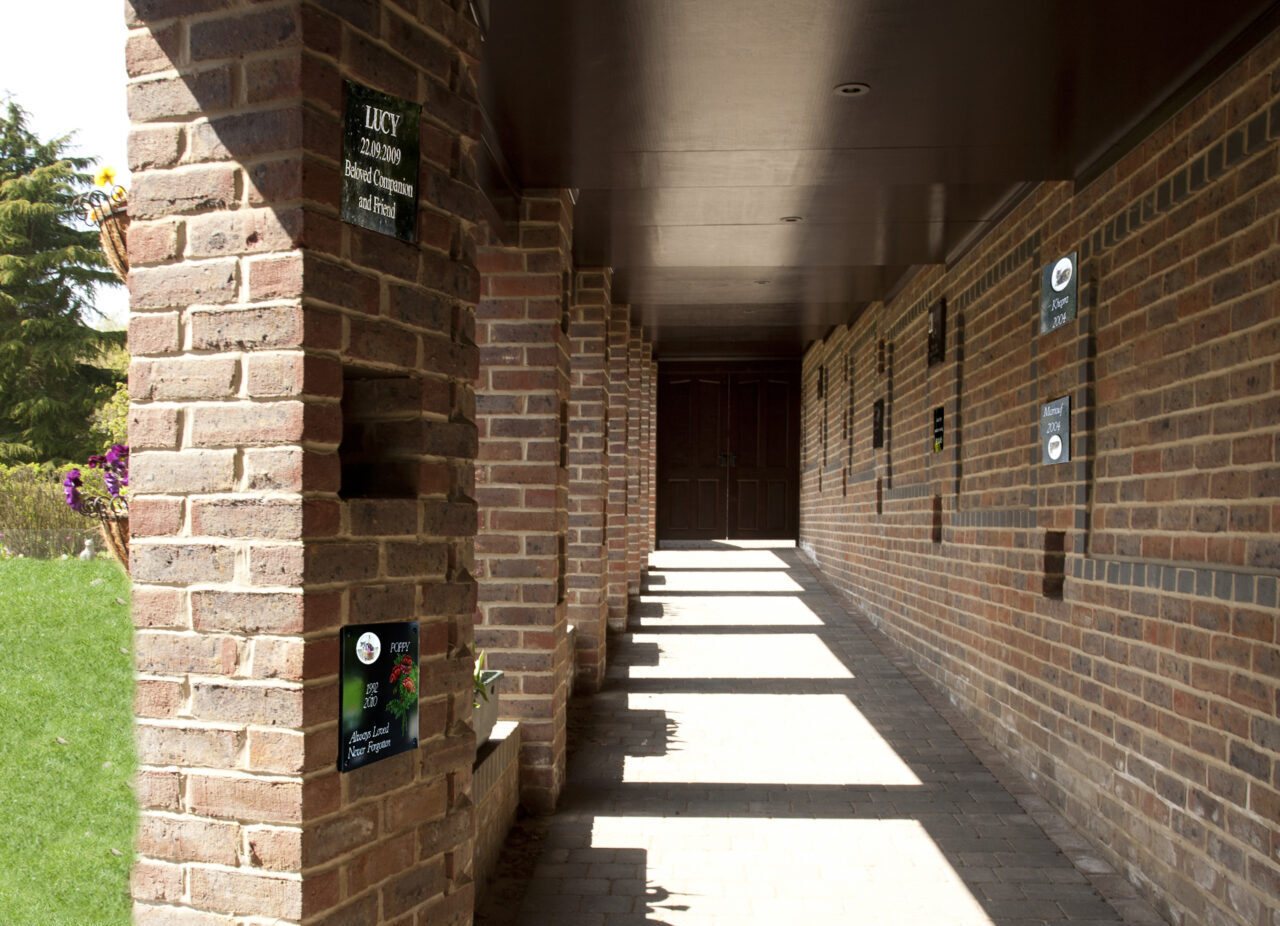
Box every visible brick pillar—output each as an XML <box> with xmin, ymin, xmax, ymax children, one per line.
<box><xmin>605</xmin><ymin>305</ymin><xmax>631</xmax><ymax>630</ymax></box>
<box><xmin>474</xmin><ymin>190</ymin><xmax>573</xmax><ymax>813</ymax></box>
<box><xmin>626</xmin><ymin>325</ymin><xmax>644</xmax><ymax>597</ymax></box>
<box><xmin>567</xmin><ymin>269</ymin><xmax>611</xmax><ymax>691</ymax></box>
<box><xmin>640</xmin><ymin>341</ymin><xmax>654</xmax><ymax>571</ymax></box>
<box><xmin>126</xmin><ymin>4</ymin><xmax>482</xmax><ymax>925</ymax></box>
<box><xmin>648</xmin><ymin>353</ymin><xmax>658</xmax><ymax>555</ymax></box>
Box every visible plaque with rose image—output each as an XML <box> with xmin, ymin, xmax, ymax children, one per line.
<box><xmin>338</xmin><ymin>622</ymin><xmax>420</xmax><ymax>772</ymax></box>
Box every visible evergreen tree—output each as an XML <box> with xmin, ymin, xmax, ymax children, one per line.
<box><xmin>0</xmin><ymin>98</ymin><xmax>123</xmax><ymax>463</ymax></box>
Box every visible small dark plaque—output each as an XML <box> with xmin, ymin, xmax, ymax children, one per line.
<box><xmin>1040</xmin><ymin>251</ymin><xmax>1078</xmax><ymax>334</ymax></box>
<box><xmin>1040</xmin><ymin>396</ymin><xmax>1071</xmax><ymax>465</ymax></box>
<box><xmin>932</xmin><ymin>406</ymin><xmax>944</xmax><ymax>452</ymax></box>
<box><xmin>872</xmin><ymin>398</ymin><xmax>885</xmax><ymax>449</ymax></box>
<box><xmin>341</xmin><ymin>81</ymin><xmax>421</xmax><ymax>242</ymax></box>
<box><xmin>339</xmin><ymin>621</ymin><xmax>419</xmax><ymax>772</ymax></box>
<box><xmin>927</xmin><ymin>298</ymin><xmax>946</xmax><ymax>366</ymax></box>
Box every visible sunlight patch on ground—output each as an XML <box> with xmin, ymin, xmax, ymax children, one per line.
<box><xmin>588</xmin><ymin>816</ymin><xmax>993</xmax><ymax>925</ymax></box>
<box><xmin>649</xmin><ymin>548</ymin><xmax>792</xmax><ymax>570</ymax></box>
<box><xmin>647</xmin><ymin>569</ymin><xmax>803</xmax><ymax>593</ymax></box>
<box><xmin>622</xmin><ymin>632</ymin><xmax>851</xmax><ymax>679</ymax></box>
<box><xmin>634</xmin><ymin>594</ymin><xmax>823</xmax><ymax>626</ymax></box>
<box><xmin>621</xmin><ymin>693</ymin><xmax>921</xmax><ymax>786</ymax></box>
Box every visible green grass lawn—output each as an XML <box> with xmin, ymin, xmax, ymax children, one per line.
<box><xmin>0</xmin><ymin>558</ymin><xmax>135</xmax><ymax>925</ymax></box>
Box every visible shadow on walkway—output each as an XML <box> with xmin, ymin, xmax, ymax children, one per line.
<box><xmin>476</xmin><ymin>542</ymin><xmax>1163</xmax><ymax>926</ymax></box>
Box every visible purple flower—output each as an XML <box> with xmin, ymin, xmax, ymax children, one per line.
<box><xmin>63</xmin><ymin>468</ymin><xmax>84</xmax><ymax>512</ymax></box>
<box><xmin>103</xmin><ymin>444</ymin><xmax>129</xmax><ymax>497</ymax></box>
<box><xmin>62</xmin><ymin>445</ymin><xmax>130</xmax><ymax>511</ymax></box>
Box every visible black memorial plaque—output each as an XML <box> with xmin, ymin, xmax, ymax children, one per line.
<box><xmin>1040</xmin><ymin>251</ymin><xmax>1078</xmax><ymax>335</ymax></box>
<box><xmin>1040</xmin><ymin>396</ymin><xmax>1071</xmax><ymax>465</ymax></box>
<box><xmin>933</xmin><ymin>406</ymin><xmax>944</xmax><ymax>452</ymax></box>
<box><xmin>927</xmin><ymin>298</ymin><xmax>946</xmax><ymax>366</ymax></box>
<box><xmin>341</xmin><ymin>81</ymin><xmax>421</xmax><ymax>242</ymax></box>
<box><xmin>339</xmin><ymin>621</ymin><xmax>419</xmax><ymax>772</ymax></box>
<box><xmin>872</xmin><ymin>398</ymin><xmax>885</xmax><ymax>449</ymax></box>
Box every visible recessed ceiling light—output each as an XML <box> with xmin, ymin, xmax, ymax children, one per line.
<box><xmin>754</xmin><ymin>279</ymin><xmax>771</xmax><ymax>285</ymax></box>
<box><xmin>834</xmin><ymin>82</ymin><xmax>871</xmax><ymax>97</ymax></box>
<box><xmin>780</xmin><ymin>215</ymin><xmax>804</xmax><ymax>223</ymax></box>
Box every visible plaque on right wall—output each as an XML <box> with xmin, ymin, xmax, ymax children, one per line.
<box><xmin>1040</xmin><ymin>396</ymin><xmax>1071</xmax><ymax>465</ymax></box>
<box><xmin>1040</xmin><ymin>251</ymin><xmax>1078</xmax><ymax>334</ymax></box>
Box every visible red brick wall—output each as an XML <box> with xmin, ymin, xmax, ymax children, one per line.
<box><xmin>474</xmin><ymin>189</ymin><xmax>573</xmax><ymax>813</ymax></box>
<box><xmin>800</xmin><ymin>30</ymin><xmax>1280</xmax><ymax>926</ymax></box>
<box><xmin>648</xmin><ymin>354</ymin><xmax>657</xmax><ymax>555</ymax></box>
<box><xmin>567</xmin><ymin>269</ymin><xmax>612</xmax><ymax>691</ymax></box>
<box><xmin>626</xmin><ymin>326</ymin><xmax>646</xmax><ymax>597</ymax></box>
<box><xmin>624</xmin><ymin>326</ymin><xmax>655</xmax><ymax>596</ymax></box>
<box><xmin>607</xmin><ymin>305</ymin><xmax>632</xmax><ymax>629</ymax></box>
<box><xmin>641</xmin><ymin>343</ymin><xmax>655</xmax><ymax>569</ymax></box>
<box><xmin>127</xmin><ymin>3</ymin><xmax>482</xmax><ymax>924</ymax></box>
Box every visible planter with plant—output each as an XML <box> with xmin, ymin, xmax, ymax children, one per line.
<box><xmin>473</xmin><ymin>651</ymin><xmax>504</xmax><ymax>746</ymax></box>
<box><xmin>81</xmin><ymin>166</ymin><xmax>129</xmax><ymax>283</ymax></box>
<box><xmin>62</xmin><ymin>443</ymin><xmax>129</xmax><ymax>571</ymax></box>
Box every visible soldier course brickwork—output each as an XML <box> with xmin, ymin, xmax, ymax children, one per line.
<box><xmin>800</xmin><ymin>30</ymin><xmax>1280</xmax><ymax>926</ymax></box>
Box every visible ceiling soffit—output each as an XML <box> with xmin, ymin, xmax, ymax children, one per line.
<box><xmin>479</xmin><ymin>0</ymin><xmax>1277</xmax><ymax>357</ymax></box>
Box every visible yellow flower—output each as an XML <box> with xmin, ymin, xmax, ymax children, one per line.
<box><xmin>111</xmin><ymin>185</ymin><xmax>127</xmax><ymax>203</ymax></box>
<box><xmin>94</xmin><ymin>166</ymin><xmax>116</xmax><ymax>188</ymax></box>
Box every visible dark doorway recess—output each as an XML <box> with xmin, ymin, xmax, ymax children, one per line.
<box><xmin>657</xmin><ymin>361</ymin><xmax>800</xmax><ymax>541</ymax></box>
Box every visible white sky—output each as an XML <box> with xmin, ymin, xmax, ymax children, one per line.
<box><xmin>4</xmin><ymin>2</ymin><xmax>132</xmax><ymax>328</ymax></box>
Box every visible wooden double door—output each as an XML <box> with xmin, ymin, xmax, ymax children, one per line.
<box><xmin>656</xmin><ymin>362</ymin><xmax>800</xmax><ymax>541</ymax></box>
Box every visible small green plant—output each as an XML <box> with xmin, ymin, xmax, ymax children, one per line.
<box><xmin>474</xmin><ymin>650</ymin><xmax>490</xmax><ymax>707</ymax></box>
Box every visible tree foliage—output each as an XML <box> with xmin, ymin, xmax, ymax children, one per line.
<box><xmin>0</xmin><ymin>98</ymin><xmax>123</xmax><ymax>463</ymax></box>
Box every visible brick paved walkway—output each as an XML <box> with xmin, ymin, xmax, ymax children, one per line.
<box><xmin>477</xmin><ymin>542</ymin><xmax>1164</xmax><ymax>926</ymax></box>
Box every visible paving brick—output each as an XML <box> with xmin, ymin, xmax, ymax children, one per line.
<box><xmin>477</xmin><ymin>545</ymin><xmax>1158</xmax><ymax>926</ymax></box>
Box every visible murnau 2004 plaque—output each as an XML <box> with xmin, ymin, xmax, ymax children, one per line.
<box><xmin>341</xmin><ymin>80</ymin><xmax>421</xmax><ymax>242</ymax></box>
<box><xmin>1040</xmin><ymin>396</ymin><xmax>1071</xmax><ymax>465</ymax></box>
<box><xmin>339</xmin><ymin>622</ymin><xmax>420</xmax><ymax>772</ymax></box>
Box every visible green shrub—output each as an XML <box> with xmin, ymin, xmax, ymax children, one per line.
<box><xmin>0</xmin><ymin>464</ymin><xmax>95</xmax><ymax>558</ymax></box>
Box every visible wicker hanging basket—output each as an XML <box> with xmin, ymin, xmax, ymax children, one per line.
<box><xmin>81</xmin><ymin>496</ymin><xmax>130</xmax><ymax>573</ymax></box>
<box><xmin>98</xmin><ymin>516</ymin><xmax>130</xmax><ymax>572</ymax></box>
<box><xmin>81</xmin><ymin>189</ymin><xmax>130</xmax><ymax>283</ymax></box>
<box><xmin>97</xmin><ymin>204</ymin><xmax>129</xmax><ymax>282</ymax></box>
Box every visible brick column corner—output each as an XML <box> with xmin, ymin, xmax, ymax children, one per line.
<box><xmin>126</xmin><ymin>4</ymin><xmax>482</xmax><ymax>924</ymax></box>
<box><xmin>567</xmin><ymin>268</ymin><xmax>612</xmax><ymax>691</ymax></box>
<box><xmin>640</xmin><ymin>340</ymin><xmax>654</xmax><ymax>568</ymax></box>
<box><xmin>625</xmin><ymin>325</ymin><xmax>644</xmax><ymax>598</ymax></box>
<box><xmin>606</xmin><ymin>304</ymin><xmax>632</xmax><ymax>630</ymax></box>
<box><xmin>648</xmin><ymin>352</ymin><xmax>658</xmax><ymax>556</ymax></box>
<box><xmin>474</xmin><ymin>189</ymin><xmax>573</xmax><ymax>813</ymax></box>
